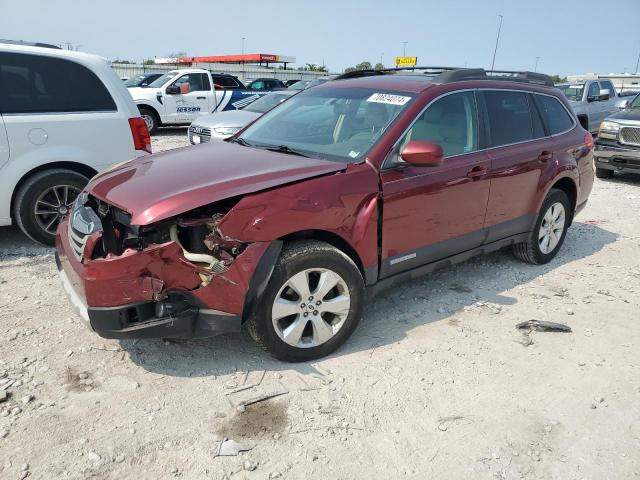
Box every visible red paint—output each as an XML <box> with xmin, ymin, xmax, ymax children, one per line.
<box><xmin>56</xmin><ymin>75</ymin><xmax>594</xmax><ymax>326</ymax></box>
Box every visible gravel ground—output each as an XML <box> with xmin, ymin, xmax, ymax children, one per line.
<box><xmin>1</xmin><ymin>132</ymin><xmax>640</xmax><ymax>479</ymax></box>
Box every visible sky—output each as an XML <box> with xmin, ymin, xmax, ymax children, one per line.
<box><xmin>2</xmin><ymin>0</ymin><xmax>640</xmax><ymax>76</ymax></box>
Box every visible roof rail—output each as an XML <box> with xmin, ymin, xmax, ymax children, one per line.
<box><xmin>0</xmin><ymin>39</ymin><xmax>61</xmax><ymax>49</ymax></box>
<box><xmin>334</xmin><ymin>66</ymin><xmax>554</xmax><ymax>87</ymax></box>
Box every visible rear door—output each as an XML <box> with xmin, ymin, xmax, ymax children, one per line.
<box><xmin>481</xmin><ymin>89</ymin><xmax>549</xmax><ymax>241</ymax></box>
<box><xmin>380</xmin><ymin>90</ymin><xmax>491</xmax><ymax>277</ymax></box>
<box><xmin>163</xmin><ymin>73</ymin><xmax>212</xmax><ymax>123</ymax></box>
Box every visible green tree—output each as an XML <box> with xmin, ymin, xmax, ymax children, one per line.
<box><xmin>374</xmin><ymin>63</ymin><xmax>385</xmax><ymax>71</ymax></box>
<box><xmin>549</xmin><ymin>74</ymin><xmax>567</xmax><ymax>84</ymax></box>
<box><xmin>142</xmin><ymin>59</ymin><xmax>155</xmax><ymax>65</ymax></box>
<box><xmin>355</xmin><ymin>61</ymin><xmax>372</xmax><ymax>71</ymax></box>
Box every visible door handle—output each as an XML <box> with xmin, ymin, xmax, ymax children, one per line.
<box><xmin>196</xmin><ymin>96</ymin><xmax>206</xmax><ymax>100</ymax></box>
<box><xmin>466</xmin><ymin>166</ymin><xmax>487</xmax><ymax>179</ymax></box>
<box><xmin>538</xmin><ymin>151</ymin><xmax>553</xmax><ymax>162</ymax></box>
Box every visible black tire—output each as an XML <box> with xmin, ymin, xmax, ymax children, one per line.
<box><xmin>513</xmin><ymin>188</ymin><xmax>571</xmax><ymax>265</ymax></box>
<box><xmin>139</xmin><ymin>107</ymin><xmax>159</xmax><ymax>134</ymax></box>
<box><xmin>13</xmin><ymin>169</ymin><xmax>89</xmax><ymax>246</ymax></box>
<box><xmin>595</xmin><ymin>167</ymin><xmax>614</xmax><ymax>179</ymax></box>
<box><xmin>246</xmin><ymin>240</ymin><xmax>365</xmax><ymax>362</ymax></box>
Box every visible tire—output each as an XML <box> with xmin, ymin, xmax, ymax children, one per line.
<box><xmin>139</xmin><ymin>107</ymin><xmax>159</xmax><ymax>134</ymax></box>
<box><xmin>595</xmin><ymin>167</ymin><xmax>614</xmax><ymax>179</ymax></box>
<box><xmin>513</xmin><ymin>188</ymin><xmax>571</xmax><ymax>265</ymax></box>
<box><xmin>13</xmin><ymin>169</ymin><xmax>89</xmax><ymax>246</ymax></box>
<box><xmin>246</xmin><ymin>240</ymin><xmax>365</xmax><ymax>362</ymax></box>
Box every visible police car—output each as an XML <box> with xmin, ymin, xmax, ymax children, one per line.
<box><xmin>128</xmin><ymin>69</ymin><xmax>270</xmax><ymax>133</ymax></box>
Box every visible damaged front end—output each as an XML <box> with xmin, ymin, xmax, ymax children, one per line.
<box><xmin>56</xmin><ymin>193</ymin><xmax>273</xmax><ymax>340</ymax></box>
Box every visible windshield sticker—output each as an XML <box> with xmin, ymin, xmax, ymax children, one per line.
<box><xmin>367</xmin><ymin>93</ymin><xmax>411</xmax><ymax>106</ymax></box>
<box><xmin>349</xmin><ymin>150</ymin><xmax>361</xmax><ymax>158</ymax></box>
<box><xmin>569</xmin><ymin>85</ymin><xmax>583</xmax><ymax>89</ymax></box>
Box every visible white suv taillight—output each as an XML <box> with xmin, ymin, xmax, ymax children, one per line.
<box><xmin>128</xmin><ymin>117</ymin><xmax>152</xmax><ymax>153</ymax></box>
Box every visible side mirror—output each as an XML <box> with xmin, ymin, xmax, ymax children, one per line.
<box><xmin>400</xmin><ymin>140</ymin><xmax>444</xmax><ymax>167</ymax></box>
<box><xmin>166</xmin><ymin>85</ymin><xmax>180</xmax><ymax>95</ymax></box>
<box><xmin>180</xmin><ymin>83</ymin><xmax>190</xmax><ymax>94</ymax></box>
<box><xmin>599</xmin><ymin>89</ymin><xmax>610</xmax><ymax>101</ymax></box>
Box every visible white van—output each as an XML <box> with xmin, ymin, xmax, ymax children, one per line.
<box><xmin>0</xmin><ymin>40</ymin><xmax>150</xmax><ymax>245</ymax></box>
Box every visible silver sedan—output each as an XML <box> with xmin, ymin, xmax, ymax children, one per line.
<box><xmin>188</xmin><ymin>90</ymin><xmax>297</xmax><ymax>144</ymax></box>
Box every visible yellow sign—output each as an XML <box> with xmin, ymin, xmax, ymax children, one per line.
<box><xmin>395</xmin><ymin>56</ymin><xmax>417</xmax><ymax>67</ymax></box>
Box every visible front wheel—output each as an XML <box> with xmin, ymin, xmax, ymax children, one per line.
<box><xmin>247</xmin><ymin>241</ymin><xmax>365</xmax><ymax>362</ymax></box>
<box><xmin>139</xmin><ymin>107</ymin><xmax>159</xmax><ymax>134</ymax></box>
<box><xmin>513</xmin><ymin>189</ymin><xmax>571</xmax><ymax>265</ymax></box>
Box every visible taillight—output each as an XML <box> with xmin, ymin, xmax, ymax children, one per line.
<box><xmin>584</xmin><ymin>132</ymin><xmax>594</xmax><ymax>150</ymax></box>
<box><xmin>129</xmin><ymin>117</ymin><xmax>152</xmax><ymax>154</ymax></box>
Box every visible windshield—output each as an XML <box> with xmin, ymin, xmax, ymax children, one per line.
<box><xmin>147</xmin><ymin>72</ymin><xmax>178</xmax><ymax>88</ymax></box>
<box><xmin>244</xmin><ymin>93</ymin><xmax>293</xmax><ymax>113</ymax></box>
<box><xmin>288</xmin><ymin>80</ymin><xmax>310</xmax><ymax>90</ymax></box>
<box><xmin>238</xmin><ymin>87</ymin><xmax>415</xmax><ymax>163</ymax></box>
<box><xmin>557</xmin><ymin>84</ymin><xmax>584</xmax><ymax>102</ymax></box>
<box><xmin>124</xmin><ymin>75</ymin><xmax>147</xmax><ymax>87</ymax></box>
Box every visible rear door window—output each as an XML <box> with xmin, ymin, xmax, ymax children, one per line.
<box><xmin>0</xmin><ymin>52</ymin><xmax>116</xmax><ymax>114</ymax></box>
<box><xmin>534</xmin><ymin>94</ymin><xmax>575</xmax><ymax>135</ymax></box>
<box><xmin>587</xmin><ymin>81</ymin><xmax>601</xmax><ymax>99</ymax></box>
<box><xmin>483</xmin><ymin>90</ymin><xmax>539</xmax><ymax>147</ymax></box>
<box><xmin>600</xmin><ymin>80</ymin><xmax>615</xmax><ymax>96</ymax></box>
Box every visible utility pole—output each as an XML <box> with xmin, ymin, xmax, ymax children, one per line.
<box><xmin>241</xmin><ymin>37</ymin><xmax>246</xmax><ymax>82</ymax></box>
<box><xmin>402</xmin><ymin>41</ymin><xmax>408</xmax><ymax>57</ymax></box>
<box><xmin>490</xmin><ymin>14</ymin><xmax>503</xmax><ymax>71</ymax></box>
<box><xmin>635</xmin><ymin>46</ymin><xmax>640</xmax><ymax>73</ymax></box>
<box><xmin>534</xmin><ymin>56</ymin><xmax>540</xmax><ymax>72</ymax></box>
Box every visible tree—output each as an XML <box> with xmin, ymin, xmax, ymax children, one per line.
<box><xmin>355</xmin><ymin>61</ymin><xmax>372</xmax><ymax>71</ymax></box>
<box><xmin>112</xmin><ymin>59</ymin><xmax>134</xmax><ymax>64</ymax></box>
<box><xmin>374</xmin><ymin>63</ymin><xmax>385</xmax><ymax>71</ymax></box>
<box><xmin>549</xmin><ymin>74</ymin><xmax>567</xmax><ymax>84</ymax></box>
<box><xmin>143</xmin><ymin>59</ymin><xmax>155</xmax><ymax>65</ymax></box>
<box><xmin>343</xmin><ymin>61</ymin><xmax>374</xmax><ymax>73</ymax></box>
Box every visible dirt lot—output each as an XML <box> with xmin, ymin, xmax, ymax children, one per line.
<box><xmin>1</xmin><ymin>130</ymin><xmax>639</xmax><ymax>479</ymax></box>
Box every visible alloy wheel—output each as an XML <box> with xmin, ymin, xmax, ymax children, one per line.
<box><xmin>271</xmin><ymin>268</ymin><xmax>351</xmax><ymax>348</ymax></box>
<box><xmin>33</xmin><ymin>184</ymin><xmax>81</xmax><ymax>235</ymax></box>
<box><xmin>538</xmin><ymin>202</ymin><xmax>566</xmax><ymax>254</ymax></box>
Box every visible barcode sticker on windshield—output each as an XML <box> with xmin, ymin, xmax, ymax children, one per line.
<box><xmin>367</xmin><ymin>93</ymin><xmax>411</xmax><ymax>106</ymax></box>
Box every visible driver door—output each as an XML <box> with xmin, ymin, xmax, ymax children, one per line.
<box><xmin>163</xmin><ymin>73</ymin><xmax>211</xmax><ymax>124</ymax></box>
<box><xmin>380</xmin><ymin>90</ymin><xmax>491</xmax><ymax>278</ymax></box>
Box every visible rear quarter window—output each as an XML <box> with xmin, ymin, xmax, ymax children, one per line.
<box><xmin>534</xmin><ymin>94</ymin><xmax>575</xmax><ymax>135</ymax></box>
<box><xmin>0</xmin><ymin>52</ymin><xmax>116</xmax><ymax>114</ymax></box>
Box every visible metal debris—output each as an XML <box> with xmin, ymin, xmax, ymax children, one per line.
<box><xmin>516</xmin><ymin>320</ymin><xmax>572</xmax><ymax>333</ymax></box>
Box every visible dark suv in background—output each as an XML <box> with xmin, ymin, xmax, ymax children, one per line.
<box><xmin>56</xmin><ymin>67</ymin><xmax>594</xmax><ymax>361</ymax></box>
<box><xmin>594</xmin><ymin>92</ymin><xmax>640</xmax><ymax>178</ymax></box>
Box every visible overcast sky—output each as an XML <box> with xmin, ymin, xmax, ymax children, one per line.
<box><xmin>2</xmin><ymin>0</ymin><xmax>639</xmax><ymax>76</ymax></box>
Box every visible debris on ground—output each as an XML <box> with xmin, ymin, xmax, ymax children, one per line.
<box><xmin>214</xmin><ymin>438</ymin><xmax>254</xmax><ymax>457</ymax></box>
<box><xmin>516</xmin><ymin>320</ymin><xmax>572</xmax><ymax>333</ymax></box>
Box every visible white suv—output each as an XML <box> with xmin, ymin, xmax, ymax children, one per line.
<box><xmin>0</xmin><ymin>40</ymin><xmax>150</xmax><ymax>245</ymax></box>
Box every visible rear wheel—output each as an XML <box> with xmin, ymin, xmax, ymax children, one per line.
<box><xmin>13</xmin><ymin>169</ymin><xmax>88</xmax><ymax>246</ymax></box>
<box><xmin>139</xmin><ymin>107</ymin><xmax>159</xmax><ymax>134</ymax></box>
<box><xmin>595</xmin><ymin>167</ymin><xmax>614</xmax><ymax>179</ymax></box>
<box><xmin>247</xmin><ymin>241</ymin><xmax>364</xmax><ymax>362</ymax></box>
<box><xmin>513</xmin><ymin>189</ymin><xmax>571</xmax><ymax>265</ymax></box>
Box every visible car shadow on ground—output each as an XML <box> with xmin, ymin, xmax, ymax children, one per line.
<box><xmin>600</xmin><ymin>172</ymin><xmax>640</xmax><ymax>187</ymax></box>
<box><xmin>115</xmin><ymin>221</ymin><xmax>617</xmax><ymax>378</ymax></box>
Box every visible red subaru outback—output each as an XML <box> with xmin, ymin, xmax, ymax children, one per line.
<box><xmin>55</xmin><ymin>68</ymin><xmax>594</xmax><ymax>361</ymax></box>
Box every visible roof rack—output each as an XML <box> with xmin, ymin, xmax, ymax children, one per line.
<box><xmin>334</xmin><ymin>66</ymin><xmax>554</xmax><ymax>87</ymax></box>
<box><xmin>0</xmin><ymin>39</ymin><xmax>61</xmax><ymax>49</ymax></box>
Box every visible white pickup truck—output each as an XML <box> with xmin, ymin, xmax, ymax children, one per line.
<box><xmin>128</xmin><ymin>69</ymin><xmax>270</xmax><ymax>133</ymax></box>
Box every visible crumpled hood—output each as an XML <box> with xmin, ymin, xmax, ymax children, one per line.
<box><xmin>87</xmin><ymin>141</ymin><xmax>346</xmax><ymax>226</ymax></box>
